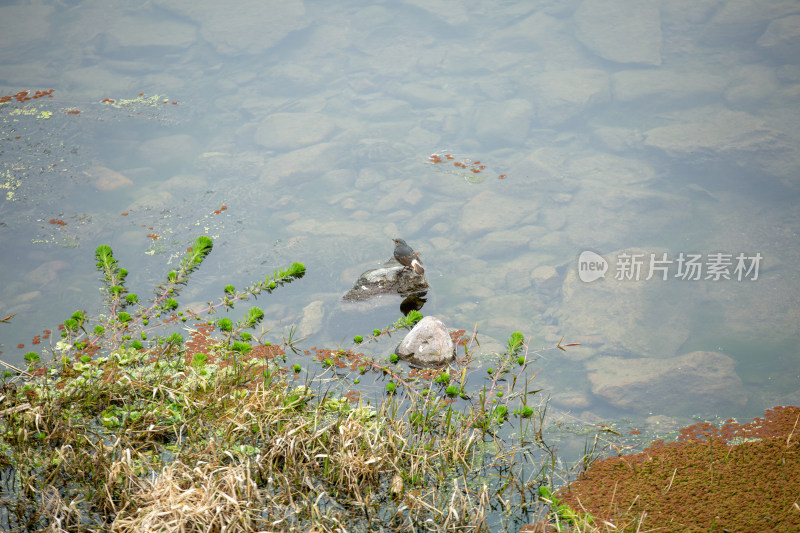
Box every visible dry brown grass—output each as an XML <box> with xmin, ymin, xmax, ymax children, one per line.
<box><xmin>1</xmin><ymin>344</ymin><xmax>547</xmax><ymax>532</ymax></box>
<box><xmin>112</xmin><ymin>461</ymin><xmax>262</xmax><ymax>533</ymax></box>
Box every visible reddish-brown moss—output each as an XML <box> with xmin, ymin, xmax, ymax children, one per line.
<box><xmin>557</xmin><ymin>406</ymin><xmax>800</xmax><ymax>532</ymax></box>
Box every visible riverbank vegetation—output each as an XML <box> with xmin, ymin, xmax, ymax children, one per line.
<box><xmin>2</xmin><ymin>236</ymin><xmax>797</xmax><ymax>532</ymax></box>
<box><xmin>0</xmin><ymin>236</ymin><xmax>569</xmax><ymax>531</ymax></box>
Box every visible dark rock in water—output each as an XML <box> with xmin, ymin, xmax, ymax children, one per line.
<box><xmin>396</xmin><ymin>316</ymin><xmax>455</xmax><ymax>367</ymax></box>
<box><xmin>343</xmin><ymin>265</ymin><xmax>427</xmax><ymax>302</ymax></box>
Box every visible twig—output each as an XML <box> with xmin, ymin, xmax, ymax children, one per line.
<box><xmin>663</xmin><ymin>467</ymin><xmax>677</xmax><ymax>494</ymax></box>
<box><xmin>0</xmin><ymin>358</ymin><xmax>33</xmax><ymax>378</ymax></box>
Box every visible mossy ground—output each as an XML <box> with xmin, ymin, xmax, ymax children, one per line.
<box><xmin>555</xmin><ymin>406</ymin><xmax>800</xmax><ymax>532</ymax></box>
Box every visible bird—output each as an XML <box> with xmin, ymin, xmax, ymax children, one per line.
<box><xmin>392</xmin><ymin>238</ymin><xmax>424</xmax><ymax>275</ymax></box>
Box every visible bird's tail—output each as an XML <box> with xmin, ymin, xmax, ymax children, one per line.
<box><xmin>411</xmin><ymin>258</ymin><xmax>424</xmax><ymax>275</ymax></box>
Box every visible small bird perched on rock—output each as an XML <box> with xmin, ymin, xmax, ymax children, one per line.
<box><xmin>392</xmin><ymin>238</ymin><xmax>424</xmax><ymax>275</ymax></box>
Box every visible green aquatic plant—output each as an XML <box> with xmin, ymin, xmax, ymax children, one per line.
<box><xmin>244</xmin><ymin>307</ymin><xmax>264</xmax><ymax>328</ymax></box>
<box><xmin>46</xmin><ymin>236</ymin><xmax>306</xmax><ymax>363</ymax></box>
<box><xmin>517</xmin><ymin>405</ymin><xmax>534</xmax><ymax>418</ymax></box>
<box><xmin>507</xmin><ymin>331</ymin><xmax>524</xmax><ymax>355</ymax></box>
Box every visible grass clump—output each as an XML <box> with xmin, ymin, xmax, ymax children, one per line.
<box><xmin>0</xmin><ymin>335</ymin><xmax>560</xmax><ymax>531</ymax></box>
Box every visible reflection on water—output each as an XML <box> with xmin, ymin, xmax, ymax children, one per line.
<box><xmin>1</xmin><ymin>1</ymin><xmax>799</xmax><ymax>445</ymax></box>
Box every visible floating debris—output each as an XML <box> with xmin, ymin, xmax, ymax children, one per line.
<box><xmin>427</xmin><ymin>151</ymin><xmax>506</xmax><ymax>183</ymax></box>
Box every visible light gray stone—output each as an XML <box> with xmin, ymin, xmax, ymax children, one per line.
<box><xmin>556</xmin><ymin>248</ymin><xmax>692</xmax><ymax>358</ymax></box>
<box><xmin>474</xmin><ymin>99</ymin><xmax>533</xmax><ymax>147</ymax></box>
<box><xmin>612</xmin><ymin>69</ymin><xmax>727</xmax><ymax>103</ymax></box>
<box><xmin>298</xmin><ymin>301</ymin><xmax>325</xmax><ymax>338</ymax></box>
<box><xmin>660</xmin><ymin>0</ymin><xmax>723</xmax><ymax>26</ymax></box>
<box><xmin>574</xmin><ymin>0</ymin><xmax>662</xmax><ymax>65</ymax></box>
<box><xmin>0</xmin><ymin>6</ymin><xmax>54</xmax><ymax>61</ymax></box>
<box><xmin>460</xmin><ymin>191</ymin><xmax>537</xmax><ymax>237</ymax></box>
<box><xmin>259</xmin><ymin>142</ymin><xmax>340</xmax><ymax>186</ymax></box>
<box><xmin>757</xmin><ymin>14</ymin><xmax>800</xmax><ymax>62</ymax></box>
<box><xmin>162</xmin><ymin>173</ymin><xmax>208</xmax><ymax>192</ymax></box>
<box><xmin>643</xmin><ymin>106</ymin><xmax>777</xmax><ymax>158</ymax></box>
<box><xmin>157</xmin><ymin>0</ymin><xmax>308</xmax><ymax>55</ymax></box>
<box><xmin>107</xmin><ymin>16</ymin><xmax>196</xmax><ymax>48</ymax></box>
<box><xmin>393</xmin><ymin>82</ymin><xmax>454</xmax><ymax>106</ymax></box>
<box><xmin>532</xmin><ymin>69</ymin><xmax>609</xmax><ymax>126</ymax></box>
<box><xmin>586</xmin><ymin>351</ymin><xmax>746</xmax><ymax>414</ymax></box>
<box><xmin>255</xmin><ymin>113</ymin><xmax>336</xmax><ymax>151</ymax></box>
<box><xmin>396</xmin><ymin>316</ymin><xmax>455</xmax><ymax>367</ymax></box>
<box><xmin>353</xmin><ymin>139</ymin><xmax>414</xmax><ymax>163</ymax></box>
<box><xmin>704</xmin><ymin>0</ymin><xmax>800</xmax><ymax>45</ymax></box>
<box><xmin>591</xmin><ymin>126</ymin><xmax>644</xmax><ymax>153</ymax></box>
<box><xmin>531</xmin><ymin>265</ymin><xmax>561</xmax><ymax>291</ymax></box>
<box><xmin>138</xmin><ymin>134</ymin><xmax>201</xmax><ymax>166</ymax></box>
<box><xmin>724</xmin><ymin>65</ymin><xmax>779</xmax><ymax>105</ymax></box>
<box><xmin>566</xmin><ymin>153</ymin><xmax>656</xmax><ymax>186</ymax></box>
<box><xmin>473</xmin><ymin>227</ymin><xmax>544</xmax><ymax>258</ymax></box>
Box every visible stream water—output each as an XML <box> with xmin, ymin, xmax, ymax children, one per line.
<box><xmin>1</xmin><ymin>0</ymin><xmax>799</xmax><ymax>471</ymax></box>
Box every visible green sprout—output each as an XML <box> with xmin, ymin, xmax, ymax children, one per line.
<box><xmin>405</xmin><ymin>310</ymin><xmax>423</xmax><ymax>326</ymax></box>
<box><xmin>231</xmin><ymin>341</ymin><xmax>251</xmax><ymax>354</ymax></box>
<box><xmin>507</xmin><ymin>331</ymin><xmax>524</xmax><ymax>355</ymax></box>
<box><xmin>244</xmin><ymin>307</ymin><xmax>264</xmax><ymax>327</ymax></box>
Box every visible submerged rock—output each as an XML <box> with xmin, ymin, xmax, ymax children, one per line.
<box><xmin>255</xmin><ymin>112</ymin><xmax>336</xmax><ymax>151</ymax></box>
<box><xmin>574</xmin><ymin>0</ymin><xmax>662</xmax><ymax>65</ymax></box>
<box><xmin>342</xmin><ymin>265</ymin><xmax>428</xmax><ymax>302</ymax></box>
<box><xmin>556</xmin><ymin>248</ymin><xmax>692</xmax><ymax>358</ymax></box>
<box><xmin>85</xmin><ymin>166</ymin><xmax>133</xmax><ymax>191</ymax></box>
<box><xmin>396</xmin><ymin>316</ymin><xmax>455</xmax><ymax>367</ymax></box>
<box><xmin>586</xmin><ymin>351</ymin><xmax>746</xmax><ymax>415</ymax></box>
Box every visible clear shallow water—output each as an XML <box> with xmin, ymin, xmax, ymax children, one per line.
<box><xmin>1</xmin><ymin>0</ymin><xmax>799</xmax><ymax>454</ymax></box>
